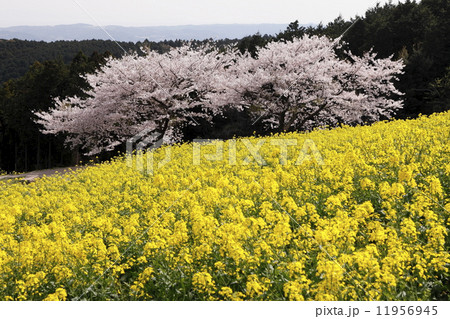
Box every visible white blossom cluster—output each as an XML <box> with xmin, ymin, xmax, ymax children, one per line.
<box><xmin>35</xmin><ymin>35</ymin><xmax>404</xmax><ymax>154</ymax></box>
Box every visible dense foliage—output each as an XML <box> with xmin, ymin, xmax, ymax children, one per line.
<box><xmin>0</xmin><ymin>38</ymin><xmax>201</xmax><ymax>83</ymax></box>
<box><xmin>0</xmin><ymin>52</ymin><xmax>110</xmax><ymax>172</ymax></box>
<box><xmin>0</xmin><ymin>112</ymin><xmax>448</xmax><ymax>300</ymax></box>
<box><xmin>277</xmin><ymin>0</ymin><xmax>450</xmax><ymax>118</ymax></box>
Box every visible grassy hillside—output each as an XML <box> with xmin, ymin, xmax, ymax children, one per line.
<box><xmin>0</xmin><ymin>112</ymin><xmax>449</xmax><ymax>301</ymax></box>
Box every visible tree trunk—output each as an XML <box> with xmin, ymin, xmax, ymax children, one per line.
<box><xmin>72</xmin><ymin>147</ymin><xmax>80</xmax><ymax>166</ymax></box>
<box><xmin>279</xmin><ymin>111</ymin><xmax>286</xmax><ymax>133</ymax></box>
<box><xmin>36</xmin><ymin>135</ymin><xmax>41</xmax><ymax>170</ymax></box>
<box><xmin>14</xmin><ymin>137</ymin><xmax>18</xmax><ymax>172</ymax></box>
<box><xmin>48</xmin><ymin>140</ymin><xmax>51</xmax><ymax>168</ymax></box>
<box><xmin>24</xmin><ymin>145</ymin><xmax>28</xmax><ymax>172</ymax></box>
<box><xmin>60</xmin><ymin>147</ymin><xmax>64</xmax><ymax>166</ymax></box>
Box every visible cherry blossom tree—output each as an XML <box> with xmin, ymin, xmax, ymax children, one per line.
<box><xmin>35</xmin><ymin>44</ymin><xmax>231</xmax><ymax>154</ymax></box>
<box><xmin>211</xmin><ymin>35</ymin><xmax>404</xmax><ymax>132</ymax></box>
<box><xmin>36</xmin><ymin>36</ymin><xmax>404</xmax><ymax>155</ymax></box>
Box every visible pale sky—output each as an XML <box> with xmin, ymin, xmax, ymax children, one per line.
<box><xmin>0</xmin><ymin>0</ymin><xmax>403</xmax><ymax>27</ymax></box>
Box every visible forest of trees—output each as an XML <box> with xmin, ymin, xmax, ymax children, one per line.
<box><xmin>0</xmin><ymin>38</ymin><xmax>237</xmax><ymax>83</ymax></box>
<box><xmin>0</xmin><ymin>0</ymin><xmax>449</xmax><ymax>173</ymax></box>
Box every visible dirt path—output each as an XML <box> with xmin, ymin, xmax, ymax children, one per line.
<box><xmin>0</xmin><ymin>166</ymin><xmax>87</xmax><ymax>183</ymax></box>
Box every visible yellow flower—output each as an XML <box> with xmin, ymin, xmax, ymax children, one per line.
<box><xmin>360</xmin><ymin>178</ymin><xmax>375</xmax><ymax>190</ymax></box>
<box><xmin>192</xmin><ymin>271</ymin><xmax>216</xmax><ymax>295</ymax></box>
<box><xmin>218</xmin><ymin>287</ymin><xmax>233</xmax><ymax>300</ymax></box>
<box><xmin>284</xmin><ymin>281</ymin><xmax>305</xmax><ymax>301</ymax></box>
<box><xmin>44</xmin><ymin>288</ymin><xmax>67</xmax><ymax>301</ymax></box>
<box><xmin>0</xmin><ymin>111</ymin><xmax>448</xmax><ymax>301</ymax></box>
<box><xmin>246</xmin><ymin>274</ymin><xmax>270</xmax><ymax>298</ymax></box>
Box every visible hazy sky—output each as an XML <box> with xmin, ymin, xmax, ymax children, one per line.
<box><xmin>0</xmin><ymin>0</ymin><xmax>403</xmax><ymax>27</ymax></box>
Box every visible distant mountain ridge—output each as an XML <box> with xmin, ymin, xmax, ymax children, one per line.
<box><xmin>0</xmin><ymin>23</ymin><xmax>299</xmax><ymax>42</ymax></box>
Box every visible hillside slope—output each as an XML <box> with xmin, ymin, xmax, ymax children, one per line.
<box><xmin>0</xmin><ymin>112</ymin><xmax>449</xmax><ymax>300</ymax></box>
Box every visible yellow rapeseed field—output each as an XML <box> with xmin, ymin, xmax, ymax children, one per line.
<box><xmin>0</xmin><ymin>112</ymin><xmax>449</xmax><ymax>301</ymax></box>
